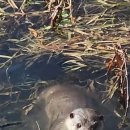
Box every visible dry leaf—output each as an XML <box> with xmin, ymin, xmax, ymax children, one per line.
<box><xmin>28</xmin><ymin>28</ymin><xmax>38</xmax><ymax>38</ymax></box>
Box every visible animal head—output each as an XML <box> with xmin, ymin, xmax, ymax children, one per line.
<box><xmin>65</xmin><ymin>108</ymin><xmax>103</xmax><ymax>130</ymax></box>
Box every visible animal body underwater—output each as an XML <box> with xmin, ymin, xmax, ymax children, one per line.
<box><xmin>7</xmin><ymin>84</ymin><xmax>128</xmax><ymax>130</ymax></box>
<box><xmin>24</xmin><ymin>84</ymin><xmax>104</xmax><ymax>130</ymax></box>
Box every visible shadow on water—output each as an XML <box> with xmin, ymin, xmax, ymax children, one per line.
<box><xmin>0</xmin><ymin>53</ymin><xmax>68</xmax><ymax>84</ymax></box>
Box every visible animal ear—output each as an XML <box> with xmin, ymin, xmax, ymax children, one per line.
<box><xmin>99</xmin><ymin>115</ymin><xmax>104</xmax><ymax>121</ymax></box>
<box><xmin>70</xmin><ymin>113</ymin><xmax>74</xmax><ymax>118</ymax></box>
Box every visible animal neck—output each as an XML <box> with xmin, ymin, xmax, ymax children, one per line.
<box><xmin>50</xmin><ymin>119</ymin><xmax>68</xmax><ymax>130</ymax></box>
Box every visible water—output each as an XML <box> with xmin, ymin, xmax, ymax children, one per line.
<box><xmin>0</xmin><ymin>53</ymin><xmax>129</xmax><ymax>130</ymax></box>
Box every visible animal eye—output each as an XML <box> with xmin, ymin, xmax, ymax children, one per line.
<box><xmin>77</xmin><ymin>123</ymin><xmax>81</xmax><ymax>128</ymax></box>
<box><xmin>70</xmin><ymin>113</ymin><xmax>74</xmax><ymax>118</ymax></box>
